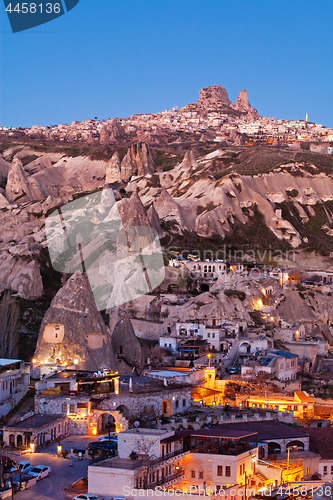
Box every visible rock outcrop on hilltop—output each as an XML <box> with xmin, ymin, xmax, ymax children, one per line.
<box><xmin>33</xmin><ymin>272</ymin><xmax>118</xmax><ymax>372</ymax></box>
<box><xmin>108</xmin><ymin>306</ymin><xmax>142</xmax><ymax>374</ymax></box>
<box><xmin>233</xmin><ymin>89</ymin><xmax>259</xmax><ymax>118</ymax></box>
<box><xmin>185</xmin><ymin>84</ymin><xmax>258</xmax><ymax>118</ymax></box>
<box><xmin>197</xmin><ymin>85</ymin><xmax>232</xmax><ymax>108</ymax></box>
<box><xmin>120</xmin><ymin>142</ymin><xmax>156</xmax><ymax>182</ymax></box>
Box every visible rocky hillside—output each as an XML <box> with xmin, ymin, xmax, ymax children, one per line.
<box><xmin>1</xmin><ymin>139</ymin><xmax>333</xmax><ymax>300</ymax></box>
<box><xmin>1</xmin><ymin>135</ymin><xmax>333</xmax><ymax>359</ymax></box>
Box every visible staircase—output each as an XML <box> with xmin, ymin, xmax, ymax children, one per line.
<box><xmin>254</xmin><ymin>470</ymin><xmax>268</xmax><ymax>483</ymax></box>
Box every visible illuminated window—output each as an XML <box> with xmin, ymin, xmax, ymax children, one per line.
<box><xmin>217</xmin><ymin>466</ymin><xmax>223</xmax><ymax>476</ymax></box>
<box><xmin>62</xmin><ymin>404</ymin><xmax>67</xmax><ymax>412</ymax></box>
<box><xmin>70</xmin><ymin>404</ymin><xmax>75</xmax><ymax>413</ymax></box>
<box><xmin>191</xmin><ymin>470</ymin><xmax>195</xmax><ymax>478</ymax></box>
<box><xmin>306</xmin><ymin>468</ymin><xmax>310</xmax><ymax>476</ymax></box>
<box><xmin>199</xmin><ymin>471</ymin><xmax>203</xmax><ymax>479</ymax></box>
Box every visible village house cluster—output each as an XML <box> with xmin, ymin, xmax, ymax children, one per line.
<box><xmin>1</xmin><ymin>99</ymin><xmax>333</xmax><ymax>147</ymax></box>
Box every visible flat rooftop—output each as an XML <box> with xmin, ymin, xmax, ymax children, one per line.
<box><xmin>160</xmin><ymin>428</ymin><xmax>258</xmax><ymax>444</ymax></box>
<box><xmin>122</xmin><ymin>428</ymin><xmax>171</xmax><ymax>436</ymax></box>
<box><xmin>215</xmin><ymin>421</ymin><xmax>309</xmax><ymax>440</ymax></box>
<box><xmin>5</xmin><ymin>415</ymin><xmax>63</xmax><ymax>429</ymax></box>
<box><xmin>0</xmin><ymin>359</ymin><xmax>21</xmax><ymax>366</ymax></box>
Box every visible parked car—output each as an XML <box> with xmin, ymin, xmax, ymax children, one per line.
<box><xmin>97</xmin><ymin>433</ymin><xmax>118</xmax><ymax>442</ymax></box>
<box><xmin>73</xmin><ymin>495</ymin><xmax>100</xmax><ymax>500</ymax></box>
<box><xmin>88</xmin><ymin>441</ymin><xmax>117</xmax><ymax>453</ymax></box>
<box><xmin>10</xmin><ymin>461</ymin><xmax>33</xmax><ymax>474</ymax></box>
<box><xmin>29</xmin><ymin>465</ymin><xmax>51</xmax><ymax>480</ymax></box>
<box><xmin>88</xmin><ymin>441</ymin><xmax>117</xmax><ymax>456</ymax></box>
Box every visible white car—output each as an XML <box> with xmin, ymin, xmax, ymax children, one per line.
<box><xmin>29</xmin><ymin>465</ymin><xmax>51</xmax><ymax>480</ymax></box>
<box><xmin>17</xmin><ymin>461</ymin><xmax>33</xmax><ymax>474</ymax></box>
<box><xmin>73</xmin><ymin>495</ymin><xmax>100</xmax><ymax>500</ymax></box>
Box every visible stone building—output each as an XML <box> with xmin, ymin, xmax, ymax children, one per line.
<box><xmin>34</xmin><ymin>371</ymin><xmax>192</xmax><ymax>435</ymax></box>
<box><xmin>87</xmin><ymin>427</ymin><xmax>260</xmax><ymax>498</ymax></box>
<box><xmin>2</xmin><ymin>414</ymin><xmax>67</xmax><ymax>449</ymax></box>
<box><xmin>0</xmin><ymin>359</ymin><xmax>30</xmax><ymax>416</ymax></box>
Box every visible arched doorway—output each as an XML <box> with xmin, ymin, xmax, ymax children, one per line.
<box><xmin>116</xmin><ymin>405</ymin><xmax>130</xmax><ymax>419</ymax></box>
<box><xmin>17</xmin><ymin>434</ymin><xmax>23</xmax><ymax>447</ymax></box>
<box><xmin>97</xmin><ymin>413</ymin><xmax>116</xmax><ymax>434</ymax></box>
<box><xmin>268</xmin><ymin>442</ymin><xmax>281</xmax><ymax>454</ymax></box>
<box><xmin>286</xmin><ymin>440</ymin><xmax>304</xmax><ymax>451</ymax></box>
<box><xmin>240</xmin><ymin>342</ymin><xmax>251</xmax><ymax>354</ymax></box>
<box><xmin>162</xmin><ymin>399</ymin><xmax>173</xmax><ymax>416</ymax></box>
<box><xmin>9</xmin><ymin>434</ymin><xmax>15</xmax><ymax>447</ymax></box>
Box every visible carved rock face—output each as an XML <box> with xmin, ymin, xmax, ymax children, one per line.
<box><xmin>33</xmin><ymin>272</ymin><xmax>117</xmax><ymax>372</ymax></box>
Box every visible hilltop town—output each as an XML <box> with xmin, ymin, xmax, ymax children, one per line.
<box><xmin>2</xmin><ymin>85</ymin><xmax>333</xmax><ymax>148</ymax></box>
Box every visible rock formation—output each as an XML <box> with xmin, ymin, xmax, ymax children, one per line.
<box><xmin>147</xmin><ymin>205</ymin><xmax>163</xmax><ymax>236</ymax></box>
<box><xmin>99</xmin><ymin>125</ymin><xmax>110</xmax><ymax>144</ymax></box>
<box><xmin>106</xmin><ymin>152</ymin><xmax>122</xmax><ymax>184</ymax></box>
<box><xmin>233</xmin><ymin>89</ymin><xmax>259</xmax><ymax>118</ymax></box>
<box><xmin>185</xmin><ymin>84</ymin><xmax>258</xmax><ymax>118</ymax></box>
<box><xmin>117</xmin><ymin>191</ymin><xmax>152</xmax><ymax>229</ymax></box>
<box><xmin>33</xmin><ymin>272</ymin><xmax>117</xmax><ymax>372</ymax></box>
<box><xmin>108</xmin><ymin>306</ymin><xmax>142</xmax><ymax>374</ymax></box>
<box><xmin>197</xmin><ymin>85</ymin><xmax>232</xmax><ymax>108</ymax></box>
<box><xmin>107</xmin><ymin>119</ymin><xmax>122</xmax><ymax>142</ymax></box>
<box><xmin>5</xmin><ymin>158</ymin><xmax>45</xmax><ymax>203</ymax></box>
<box><xmin>120</xmin><ymin>142</ymin><xmax>156</xmax><ymax>182</ymax></box>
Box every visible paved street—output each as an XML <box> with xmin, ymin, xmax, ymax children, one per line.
<box><xmin>5</xmin><ymin>435</ymin><xmax>92</xmax><ymax>500</ymax></box>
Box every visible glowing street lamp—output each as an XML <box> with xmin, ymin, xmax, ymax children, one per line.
<box><xmin>207</xmin><ymin>353</ymin><xmax>211</xmax><ymax>367</ymax></box>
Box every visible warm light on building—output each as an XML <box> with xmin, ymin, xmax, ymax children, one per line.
<box><xmin>29</xmin><ymin>443</ymin><xmax>35</xmax><ymax>453</ymax></box>
<box><xmin>252</xmin><ymin>298</ymin><xmax>263</xmax><ymax>310</ymax></box>
<box><xmin>92</xmin><ymin>428</ymin><xmax>97</xmax><ymax>435</ymax></box>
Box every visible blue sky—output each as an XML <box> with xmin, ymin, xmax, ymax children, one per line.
<box><xmin>0</xmin><ymin>0</ymin><xmax>332</xmax><ymax>128</ymax></box>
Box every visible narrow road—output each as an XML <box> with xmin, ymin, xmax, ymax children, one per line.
<box><xmin>6</xmin><ymin>435</ymin><xmax>92</xmax><ymax>500</ymax></box>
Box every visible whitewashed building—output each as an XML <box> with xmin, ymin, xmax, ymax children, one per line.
<box><xmin>0</xmin><ymin>359</ymin><xmax>30</xmax><ymax>416</ymax></box>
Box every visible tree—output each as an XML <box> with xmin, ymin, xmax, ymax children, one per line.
<box><xmin>0</xmin><ymin>290</ymin><xmax>20</xmax><ymax>358</ymax></box>
<box><xmin>134</xmin><ymin>435</ymin><xmax>157</xmax><ymax>488</ymax></box>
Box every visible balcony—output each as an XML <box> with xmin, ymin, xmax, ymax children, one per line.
<box><xmin>94</xmin><ymin>449</ymin><xmax>190</xmax><ymax>471</ymax></box>
<box><xmin>144</xmin><ymin>469</ymin><xmax>185</xmax><ymax>489</ymax></box>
